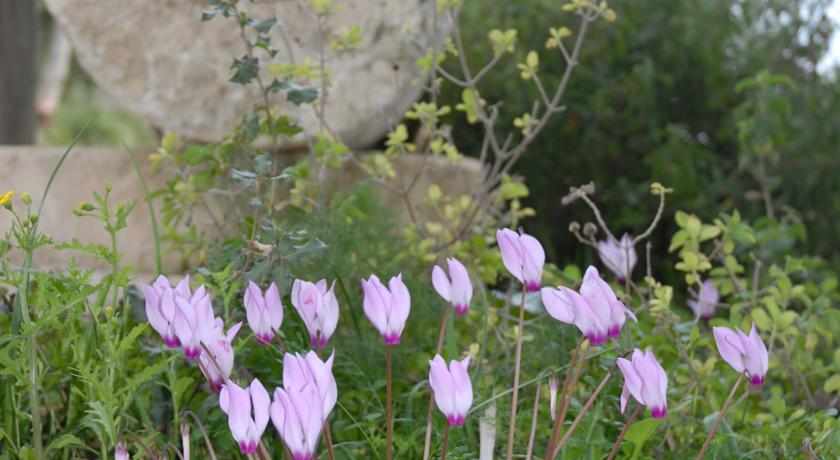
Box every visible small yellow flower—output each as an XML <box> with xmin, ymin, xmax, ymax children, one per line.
<box><xmin>0</xmin><ymin>190</ymin><xmax>14</xmax><ymax>207</ymax></box>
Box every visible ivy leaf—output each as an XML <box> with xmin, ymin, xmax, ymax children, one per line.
<box><xmin>252</xmin><ymin>17</ymin><xmax>277</xmax><ymax>34</ymax></box>
<box><xmin>287</xmin><ymin>86</ymin><xmax>319</xmax><ymax>105</ymax></box>
<box><xmin>230</xmin><ymin>56</ymin><xmax>259</xmax><ymax>85</ymax></box>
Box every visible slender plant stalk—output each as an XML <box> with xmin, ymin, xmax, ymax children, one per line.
<box><xmin>605</xmin><ymin>405</ymin><xmax>643</xmax><ymax>460</ymax></box>
<box><xmin>505</xmin><ymin>290</ymin><xmax>528</xmax><ymax>460</ymax></box>
<box><xmin>551</xmin><ymin>372</ymin><xmax>612</xmax><ymax>460</ymax></box>
<box><xmin>386</xmin><ymin>347</ymin><xmax>394</xmax><ymax>460</ymax></box>
<box><xmin>125</xmin><ymin>143</ymin><xmax>163</xmax><ymax>276</ymax></box>
<box><xmin>545</xmin><ymin>340</ymin><xmax>583</xmax><ymax>455</ymax></box>
<box><xmin>181</xmin><ymin>422</ymin><xmax>191</xmax><ymax>460</ymax></box>
<box><xmin>323</xmin><ymin>420</ymin><xmax>336</xmax><ymax>460</ymax></box>
<box><xmin>524</xmin><ymin>383</ymin><xmax>542</xmax><ymax>460</ymax></box>
<box><xmin>695</xmin><ymin>375</ymin><xmax>744</xmax><ymax>460</ymax></box>
<box><xmin>439</xmin><ymin>424</ymin><xmax>450</xmax><ymax>460</ymax></box>
<box><xmin>422</xmin><ymin>308</ymin><xmax>452</xmax><ymax>460</ymax></box>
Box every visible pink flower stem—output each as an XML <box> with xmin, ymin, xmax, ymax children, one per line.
<box><xmin>439</xmin><ymin>424</ymin><xmax>450</xmax><ymax>460</ymax></box>
<box><xmin>695</xmin><ymin>375</ymin><xmax>744</xmax><ymax>460</ymax></box>
<box><xmin>545</xmin><ymin>340</ymin><xmax>584</xmax><ymax>456</ymax></box>
<box><xmin>505</xmin><ymin>288</ymin><xmax>529</xmax><ymax>460</ymax></box>
<box><xmin>551</xmin><ymin>371</ymin><xmax>612</xmax><ymax>460</ymax></box>
<box><xmin>386</xmin><ymin>346</ymin><xmax>394</xmax><ymax>460</ymax></box>
<box><xmin>605</xmin><ymin>404</ymin><xmax>643</xmax><ymax>460</ymax></box>
<box><xmin>422</xmin><ymin>309</ymin><xmax>452</xmax><ymax>460</ymax></box>
<box><xmin>524</xmin><ymin>383</ymin><xmax>542</xmax><ymax>460</ymax></box>
<box><xmin>323</xmin><ymin>420</ymin><xmax>336</xmax><ymax>460</ymax></box>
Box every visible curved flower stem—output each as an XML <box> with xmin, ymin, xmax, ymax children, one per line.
<box><xmin>695</xmin><ymin>375</ymin><xmax>744</xmax><ymax>460</ymax></box>
<box><xmin>551</xmin><ymin>372</ymin><xmax>612</xmax><ymax>460</ymax></box>
<box><xmin>385</xmin><ymin>347</ymin><xmax>394</xmax><ymax>460</ymax></box>
<box><xmin>545</xmin><ymin>340</ymin><xmax>583</xmax><ymax>456</ymax></box>
<box><xmin>423</xmin><ymin>309</ymin><xmax>452</xmax><ymax>460</ymax></box>
<box><xmin>524</xmin><ymin>383</ymin><xmax>542</xmax><ymax>460</ymax></box>
<box><xmin>605</xmin><ymin>405</ymin><xmax>643</xmax><ymax>460</ymax></box>
<box><xmin>505</xmin><ymin>289</ymin><xmax>529</xmax><ymax>460</ymax></box>
<box><xmin>323</xmin><ymin>420</ymin><xmax>336</xmax><ymax>460</ymax></box>
<box><xmin>439</xmin><ymin>424</ymin><xmax>450</xmax><ymax>460</ymax></box>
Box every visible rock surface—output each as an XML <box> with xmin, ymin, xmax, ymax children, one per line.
<box><xmin>0</xmin><ymin>147</ymin><xmax>482</xmax><ymax>275</ymax></box>
<box><xmin>43</xmin><ymin>0</ymin><xmax>443</xmax><ymax>149</ymax></box>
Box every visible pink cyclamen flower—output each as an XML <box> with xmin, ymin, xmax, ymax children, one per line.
<box><xmin>541</xmin><ymin>266</ymin><xmax>636</xmax><ymax>345</ymax></box>
<box><xmin>428</xmin><ymin>355</ymin><xmax>473</xmax><ymax>426</ymax></box>
<box><xmin>220</xmin><ymin>379</ymin><xmax>271</xmax><ymax>455</ymax></box>
<box><xmin>115</xmin><ymin>442</ymin><xmax>129</xmax><ymax>460</ymax></box>
<box><xmin>688</xmin><ymin>280</ymin><xmax>719</xmax><ymax>320</ymax></box>
<box><xmin>496</xmin><ymin>228</ymin><xmax>545</xmax><ymax>292</ymax></box>
<box><xmin>713</xmin><ymin>324</ymin><xmax>769</xmax><ymax>388</ymax></box>
<box><xmin>361</xmin><ymin>274</ymin><xmax>411</xmax><ymax>345</ymax></box>
<box><xmin>291</xmin><ymin>279</ymin><xmax>339</xmax><ymax>349</ymax></box>
<box><xmin>142</xmin><ymin>275</ymin><xmax>194</xmax><ymax>348</ymax></box>
<box><xmin>432</xmin><ymin>258</ymin><xmax>473</xmax><ymax>316</ymax></box>
<box><xmin>173</xmin><ymin>286</ymin><xmax>217</xmax><ymax>360</ymax></box>
<box><xmin>597</xmin><ymin>233</ymin><xmax>637</xmax><ymax>282</ymax></box>
<box><xmin>617</xmin><ymin>349</ymin><xmax>668</xmax><ymax>418</ymax></box>
<box><xmin>282</xmin><ymin>351</ymin><xmax>338</xmax><ymax>419</ymax></box>
<box><xmin>271</xmin><ymin>384</ymin><xmax>325</xmax><ymax>460</ymax></box>
<box><xmin>200</xmin><ymin>320</ymin><xmax>242</xmax><ymax>392</ymax></box>
<box><xmin>244</xmin><ymin>281</ymin><xmax>284</xmax><ymax>345</ymax></box>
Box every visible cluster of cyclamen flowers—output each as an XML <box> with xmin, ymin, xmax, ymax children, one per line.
<box><xmin>140</xmin><ymin>226</ymin><xmax>769</xmax><ymax>458</ymax></box>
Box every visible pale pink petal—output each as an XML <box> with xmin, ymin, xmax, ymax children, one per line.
<box><xmin>541</xmin><ymin>287</ymin><xmax>577</xmax><ymax>324</ymax></box>
<box><xmin>713</xmin><ymin>327</ymin><xmax>747</xmax><ymax>373</ymax></box>
<box><xmin>265</xmin><ymin>282</ymin><xmax>284</xmax><ymax>331</ymax></box>
<box><xmin>432</xmin><ymin>265</ymin><xmax>452</xmax><ymax>303</ymax></box>
<box><xmin>497</xmin><ymin>228</ymin><xmax>524</xmax><ymax>283</ymax></box>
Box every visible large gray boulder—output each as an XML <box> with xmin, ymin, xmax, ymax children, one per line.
<box><xmin>43</xmin><ymin>0</ymin><xmax>444</xmax><ymax>148</ymax></box>
<box><xmin>0</xmin><ymin>146</ymin><xmax>482</xmax><ymax>275</ymax></box>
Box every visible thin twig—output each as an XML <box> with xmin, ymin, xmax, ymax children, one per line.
<box><xmin>605</xmin><ymin>405</ymin><xmax>643</xmax><ymax>460</ymax></box>
<box><xmin>385</xmin><ymin>347</ymin><xmax>394</xmax><ymax>460</ymax></box>
<box><xmin>524</xmin><ymin>383</ymin><xmax>542</xmax><ymax>460</ymax></box>
<box><xmin>440</xmin><ymin>424</ymin><xmax>450</xmax><ymax>460</ymax></box>
<box><xmin>551</xmin><ymin>372</ymin><xmax>612</xmax><ymax>460</ymax></box>
<box><xmin>505</xmin><ymin>288</ymin><xmax>529</xmax><ymax>460</ymax></box>
<box><xmin>695</xmin><ymin>375</ymin><xmax>744</xmax><ymax>460</ymax></box>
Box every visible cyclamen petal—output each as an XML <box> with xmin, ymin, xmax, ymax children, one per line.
<box><xmin>272</xmin><ymin>351</ymin><xmax>337</xmax><ymax>460</ymax></box>
<box><xmin>199</xmin><ymin>322</ymin><xmax>241</xmax><ymax>392</ymax></box>
<box><xmin>617</xmin><ymin>349</ymin><xmax>668</xmax><ymax>418</ymax></box>
<box><xmin>244</xmin><ymin>281</ymin><xmax>284</xmax><ymax>345</ymax></box>
<box><xmin>496</xmin><ymin>228</ymin><xmax>545</xmax><ymax>292</ymax></box>
<box><xmin>714</xmin><ymin>324</ymin><xmax>769</xmax><ymax>387</ymax></box>
<box><xmin>428</xmin><ymin>354</ymin><xmax>473</xmax><ymax>426</ymax></box>
<box><xmin>688</xmin><ymin>280</ymin><xmax>719</xmax><ymax>319</ymax></box>
<box><xmin>597</xmin><ymin>233</ymin><xmax>637</xmax><ymax>281</ymax></box>
<box><xmin>362</xmin><ymin>274</ymin><xmax>411</xmax><ymax>345</ymax></box>
<box><xmin>432</xmin><ymin>258</ymin><xmax>473</xmax><ymax>315</ymax></box>
<box><xmin>115</xmin><ymin>442</ymin><xmax>129</xmax><ymax>460</ymax></box>
<box><xmin>220</xmin><ymin>379</ymin><xmax>270</xmax><ymax>454</ymax></box>
<box><xmin>291</xmin><ymin>279</ymin><xmax>340</xmax><ymax>349</ymax></box>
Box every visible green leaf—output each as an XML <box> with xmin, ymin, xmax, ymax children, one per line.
<box><xmin>699</xmin><ymin>225</ymin><xmax>721</xmax><ymax>241</ymax></box>
<box><xmin>46</xmin><ymin>434</ymin><xmax>86</xmax><ymax>453</ymax></box>
<box><xmin>826</xmin><ymin>375</ymin><xmax>840</xmax><ymax>393</ymax></box>
<box><xmin>252</xmin><ymin>17</ymin><xmax>277</xmax><ymax>34</ymax></box>
<box><xmin>230</xmin><ymin>56</ymin><xmax>259</xmax><ymax>85</ymax></box>
<box><xmin>751</xmin><ymin>308</ymin><xmax>772</xmax><ymax>330</ymax></box>
<box><xmin>181</xmin><ymin>145</ymin><xmax>210</xmax><ymax>165</ymax></box>
<box><xmin>625</xmin><ymin>417</ymin><xmax>663</xmax><ymax>460</ymax></box>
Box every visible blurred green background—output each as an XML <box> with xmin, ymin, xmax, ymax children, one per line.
<box><xmin>43</xmin><ymin>0</ymin><xmax>840</xmax><ymax>270</ymax></box>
